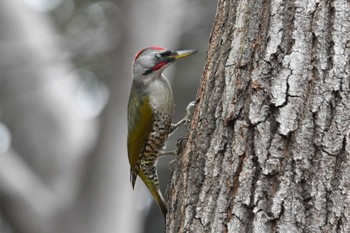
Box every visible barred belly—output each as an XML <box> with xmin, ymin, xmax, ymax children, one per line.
<box><xmin>139</xmin><ymin>110</ymin><xmax>172</xmax><ymax>184</ymax></box>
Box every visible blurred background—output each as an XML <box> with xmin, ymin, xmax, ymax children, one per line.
<box><xmin>0</xmin><ymin>0</ymin><xmax>216</xmax><ymax>232</ymax></box>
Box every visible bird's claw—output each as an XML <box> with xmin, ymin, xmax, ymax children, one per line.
<box><xmin>185</xmin><ymin>101</ymin><xmax>195</xmax><ymax>124</ymax></box>
<box><xmin>169</xmin><ymin>159</ymin><xmax>177</xmax><ymax>172</ymax></box>
<box><xmin>169</xmin><ymin>101</ymin><xmax>196</xmax><ymax>134</ymax></box>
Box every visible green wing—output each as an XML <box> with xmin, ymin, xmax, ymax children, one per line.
<box><xmin>127</xmin><ymin>87</ymin><xmax>153</xmax><ymax>186</ymax></box>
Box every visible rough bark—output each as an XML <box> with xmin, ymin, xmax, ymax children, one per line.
<box><xmin>167</xmin><ymin>0</ymin><xmax>350</xmax><ymax>232</ymax></box>
<box><xmin>0</xmin><ymin>0</ymin><xmax>214</xmax><ymax>232</ymax></box>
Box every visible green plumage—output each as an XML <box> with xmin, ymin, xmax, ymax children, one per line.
<box><xmin>127</xmin><ymin>47</ymin><xmax>196</xmax><ymax>218</ymax></box>
<box><xmin>127</xmin><ymin>85</ymin><xmax>153</xmax><ymax>182</ymax></box>
<box><xmin>127</xmin><ymin>83</ymin><xmax>168</xmax><ymax>216</ymax></box>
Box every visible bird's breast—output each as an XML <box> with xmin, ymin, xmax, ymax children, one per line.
<box><xmin>147</xmin><ymin>76</ymin><xmax>174</xmax><ymax>114</ymax></box>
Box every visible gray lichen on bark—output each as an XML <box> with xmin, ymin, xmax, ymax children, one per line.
<box><xmin>167</xmin><ymin>0</ymin><xmax>350</xmax><ymax>232</ymax></box>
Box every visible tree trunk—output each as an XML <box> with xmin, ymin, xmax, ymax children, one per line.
<box><xmin>167</xmin><ymin>0</ymin><xmax>350</xmax><ymax>232</ymax></box>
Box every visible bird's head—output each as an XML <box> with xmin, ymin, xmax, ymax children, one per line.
<box><xmin>132</xmin><ymin>46</ymin><xmax>197</xmax><ymax>84</ymax></box>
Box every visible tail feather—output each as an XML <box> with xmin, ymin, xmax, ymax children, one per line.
<box><xmin>139</xmin><ymin>171</ymin><xmax>167</xmax><ymax>217</ymax></box>
<box><xmin>130</xmin><ymin>168</ymin><xmax>137</xmax><ymax>189</ymax></box>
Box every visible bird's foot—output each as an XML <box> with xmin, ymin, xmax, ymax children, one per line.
<box><xmin>168</xmin><ymin>159</ymin><xmax>177</xmax><ymax>171</ymax></box>
<box><xmin>169</xmin><ymin>101</ymin><xmax>195</xmax><ymax>134</ymax></box>
<box><xmin>185</xmin><ymin>101</ymin><xmax>196</xmax><ymax>119</ymax></box>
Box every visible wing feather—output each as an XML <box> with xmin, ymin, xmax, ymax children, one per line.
<box><xmin>127</xmin><ymin>86</ymin><xmax>153</xmax><ymax>186</ymax></box>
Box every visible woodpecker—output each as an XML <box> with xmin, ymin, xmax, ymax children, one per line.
<box><xmin>127</xmin><ymin>46</ymin><xmax>197</xmax><ymax>217</ymax></box>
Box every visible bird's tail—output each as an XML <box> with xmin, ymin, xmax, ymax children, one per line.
<box><xmin>130</xmin><ymin>168</ymin><xmax>137</xmax><ymax>189</ymax></box>
<box><xmin>139</xmin><ymin>170</ymin><xmax>167</xmax><ymax>217</ymax></box>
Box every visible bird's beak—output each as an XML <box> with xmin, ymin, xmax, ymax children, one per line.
<box><xmin>172</xmin><ymin>49</ymin><xmax>197</xmax><ymax>60</ymax></box>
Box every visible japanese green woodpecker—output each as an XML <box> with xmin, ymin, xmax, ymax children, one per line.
<box><xmin>127</xmin><ymin>47</ymin><xmax>197</xmax><ymax>217</ymax></box>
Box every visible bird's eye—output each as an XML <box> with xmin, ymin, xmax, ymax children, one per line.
<box><xmin>160</xmin><ymin>50</ymin><xmax>172</xmax><ymax>57</ymax></box>
<box><xmin>155</xmin><ymin>50</ymin><xmax>171</xmax><ymax>60</ymax></box>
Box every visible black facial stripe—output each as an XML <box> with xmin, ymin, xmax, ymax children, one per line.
<box><xmin>143</xmin><ymin>69</ymin><xmax>153</xmax><ymax>75</ymax></box>
<box><xmin>160</xmin><ymin>50</ymin><xmax>172</xmax><ymax>57</ymax></box>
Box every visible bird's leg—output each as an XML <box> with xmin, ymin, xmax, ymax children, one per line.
<box><xmin>161</xmin><ymin>101</ymin><xmax>195</xmax><ymax>168</ymax></box>
<box><xmin>169</xmin><ymin>101</ymin><xmax>195</xmax><ymax>135</ymax></box>
<box><xmin>157</xmin><ymin>149</ymin><xmax>178</xmax><ymax>172</ymax></box>
<box><xmin>158</xmin><ymin>149</ymin><xmax>177</xmax><ymax>157</ymax></box>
